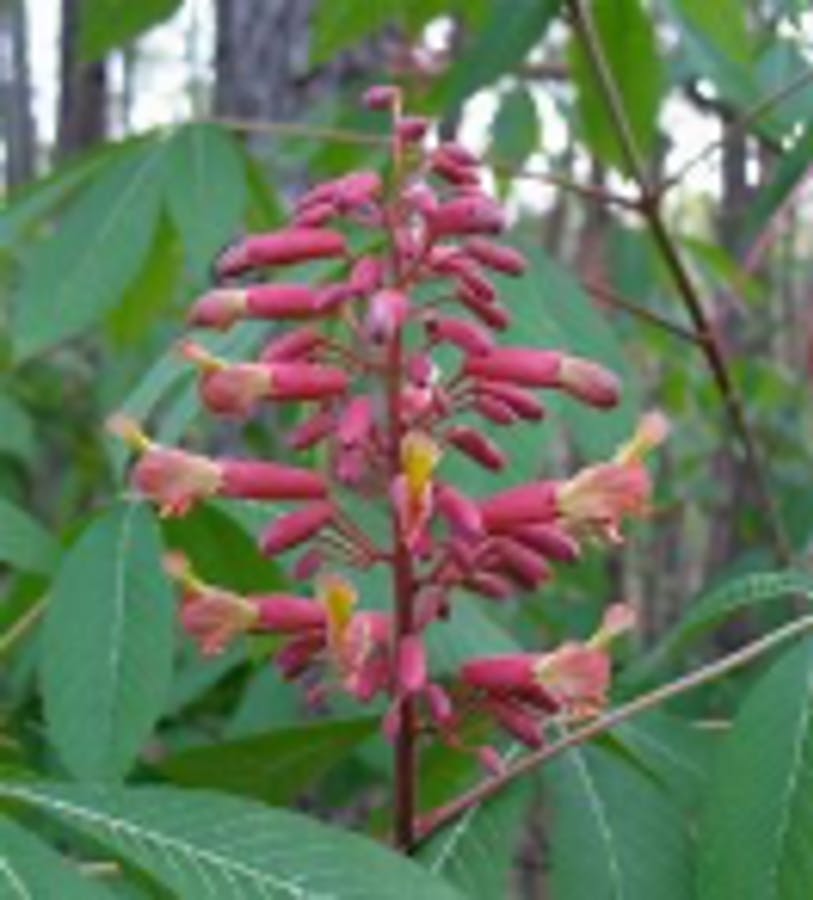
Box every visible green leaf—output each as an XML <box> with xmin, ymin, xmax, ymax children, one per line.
<box><xmin>13</xmin><ymin>141</ymin><xmax>165</xmax><ymax>361</ymax></box>
<box><xmin>672</xmin><ymin>0</ymin><xmax>751</xmax><ymax>66</ymax></box>
<box><xmin>0</xmin><ymin>396</ymin><xmax>36</xmax><ymax>462</ymax></box>
<box><xmin>0</xmin><ymin>815</ymin><xmax>116</xmax><ymax>898</ymax></box>
<box><xmin>158</xmin><ymin>717</ymin><xmax>378</xmax><ymax>805</ymax></box>
<box><xmin>79</xmin><ymin>0</ymin><xmax>183</xmax><ymax>62</ymax></box>
<box><xmin>41</xmin><ymin>502</ymin><xmax>175</xmax><ymax>781</ymax></box>
<box><xmin>418</xmin><ymin>759</ymin><xmax>531</xmax><ymax>900</ymax></box>
<box><xmin>569</xmin><ymin>0</ymin><xmax>665</xmax><ymax>172</ymax></box>
<box><xmin>447</xmin><ymin>0</ymin><xmax>561</xmax><ymax>108</ymax></box>
<box><xmin>162</xmin><ymin>124</ymin><xmax>248</xmax><ymax>283</ymax></box>
<box><xmin>490</xmin><ymin>85</ymin><xmax>540</xmax><ymax>168</ymax></box>
<box><xmin>626</xmin><ymin>570</ymin><xmax>813</xmax><ymax>684</ymax></box>
<box><xmin>0</xmin><ymin>497</ymin><xmax>59</xmax><ymax>574</ymax></box>
<box><xmin>545</xmin><ymin>744</ymin><xmax>694</xmax><ymax>900</ymax></box>
<box><xmin>107</xmin><ymin>215</ymin><xmax>181</xmax><ymax>346</ymax></box>
<box><xmin>698</xmin><ymin>638</ymin><xmax>813</xmax><ymax>899</ymax></box>
<box><xmin>0</xmin><ymin>782</ymin><xmax>464</xmax><ymax>899</ymax></box>
<box><xmin>311</xmin><ymin>0</ymin><xmax>402</xmax><ymax>64</ymax></box>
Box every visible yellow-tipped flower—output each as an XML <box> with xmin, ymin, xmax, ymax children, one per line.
<box><xmin>401</xmin><ymin>431</ymin><xmax>441</xmax><ymax>499</ymax></box>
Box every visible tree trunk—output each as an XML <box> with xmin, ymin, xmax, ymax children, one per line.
<box><xmin>57</xmin><ymin>0</ymin><xmax>108</xmax><ymax>160</ymax></box>
<box><xmin>2</xmin><ymin>0</ymin><xmax>37</xmax><ymax>189</ymax></box>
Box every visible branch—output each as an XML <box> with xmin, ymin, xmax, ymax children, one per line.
<box><xmin>415</xmin><ymin>613</ymin><xmax>813</xmax><ymax>844</ymax></box>
<box><xmin>565</xmin><ymin>0</ymin><xmax>792</xmax><ymax>563</ymax></box>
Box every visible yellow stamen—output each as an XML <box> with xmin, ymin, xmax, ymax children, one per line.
<box><xmin>177</xmin><ymin>340</ymin><xmax>228</xmax><ymax>373</ymax></box>
<box><xmin>401</xmin><ymin>431</ymin><xmax>441</xmax><ymax>496</ymax></box>
<box><xmin>613</xmin><ymin>410</ymin><xmax>670</xmax><ymax>466</ymax></box>
<box><xmin>318</xmin><ymin>573</ymin><xmax>357</xmax><ymax>637</ymax></box>
<box><xmin>106</xmin><ymin>413</ymin><xmax>153</xmax><ymax>453</ymax></box>
<box><xmin>163</xmin><ymin>552</ymin><xmax>207</xmax><ymax>594</ymax></box>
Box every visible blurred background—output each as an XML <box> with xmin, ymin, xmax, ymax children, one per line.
<box><xmin>2</xmin><ymin>2</ymin><xmax>813</xmax><ymax>894</ymax></box>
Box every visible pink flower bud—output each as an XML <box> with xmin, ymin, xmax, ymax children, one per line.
<box><xmin>462</xmin><ymin>654</ymin><xmax>560</xmax><ymax>712</ymax></box>
<box><xmin>474</xmin><ymin>393</ymin><xmax>517</xmax><ymax>426</ymax></box>
<box><xmin>293</xmin><ymin>200</ymin><xmax>337</xmax><ymax>227</ymax></box>
<box><xmin>269</xmin><ymin>363</ymin><xmax>349</xmax><ymax>401</ymax></box>
<box><xmin>491</xmin><ymin>537</ymin><xmax>552</xmax><ymax>590</ymax></box>
<box><xmin>397</xmin><ymin>634</ymin><xmax>427</xmax><ymax>695</ymax></box>
<box><xmin>510</xmin><ymin>523</ymin><xmax>580</xmax><ymax>563</ymax></box>
<box><xmin>349</xmin><ymin>255</ymin><xmax>384</xmax><ymax>294</ymax></box>
<box><xmin>362</xmin><ymin>84</ymin><xmax>401</xmax><ymax>110</ymax></box>
<box><xmin>366</xmin><ymin>289</ymin><xmax>410</xmax><ymax>342</ymax></box>
<box><xmin>464</xmin><ymin>571</ymin><xmax>514</xmax><ymax>601</ymax></box>
<box><xmin>406</xmin><ymin>352</ymin><xmax>435</xmax><ymax>388</ymax></box>
<box><xmin>435</xmin><ymin>483</ymin><xmax>483</xmax><ymax>539</ymax></box>
<box><xmin>333</xmin><ymin>171</ymin><xmax>383</xmax><ymax>211</ymax></box>
<box><xmin>478</xmin><ymin>746</ymin><xmax>505</xmax><ymax>776</ymax></box>
<box><xmin>293</xmin><ymin>547</ymin><xmax>325</xmax><ymax>581</ymax></box>
<box><xmin>260</xmin><ymin>327</ymin><xmax>323</xmax><ymax>363</ymax></box>
<box><xmin>480</xmin><ymin>481</ymin><xmax>558</xmax><ymax>530</ymax></box>
<box><xmin>445</xmin><ymin>425</ymin><xmax>507</xmax><ymax>471</ymax></box>
<box><xmin>197</xmin><ymin>363</ymin><xmax>269</xmax><ymax>418</ymax></box>
<box><xmin>430</xmin><ymin>149</ymin><xmax>481</xmax><ymax>186</ymax></box>
<box><xmin>464</xmin><ymin>347</ymin><xmax>562</xmax><ymax>387</ymax></box>
<box><xmin>403</xmin><ymin>182</ymin><xmax>438</xmax><ymax>216</ymax></box>
<box><xmin>557</xmin><ymin>356</ymin><xmax>621</xmax><ymax>408</ymax></box>
<box><xmin>464</xmin><ymin>238</ymin><xmax>527</xmax><ymax>276</ymax></box>
<box><xmin>245</xmin><ymin>284</ymin><xmax>321</xmax><ymax>320</ymax></box>
<box><xmin>220</xmin><ymin>459</ymin><xmax>326</xmax><ymax>501</ymax></box>
<box><xmin>261</xmin><ymin>502</ymin><xmax>334</xmax><ymax>555</ymax></box>
<box><xmin>276</xmin><ymin>632</ymin><xmax>324</xmax><ymax>679</ymax></box>
<box><xmin>424</xmin><ymin>683</ymin><xmax>455</xmax><ymax>728</ymax></box>
<box><xmin>426</xmin><ymin>195</ymin><xmax>505</xmax><ymax>237</ymax></box>
<box><xmin>217</xmin><ymin>228</ymin><xmax>347</xmax><ymax>277</ymax></box>
<box><xmin>338</xmin><ymin>396</ymin><xmax>374</xmax><ymax>447</ymax></box>
<box><xmin>316</xmin><ymin>282</ymin><xmax>357</xmax><ymax>314</ymax></box>
<box><xmin>256</xmin><ymin>595</ymin><xmax>327</xmax><ymax>632</ymax></box>
<box><xmin>476</xmin><ymin>381</ymin><xmax>545</xmax><ymax>421</ymax></box>
<box><xmin>425</xmin><ymin>314</ymin><xmax>495</xmax><ymax>356</ymax></box>
<box><xmin>457</xmin><ymin>265</ymin><xmax>498</xmax><ymax>303</ymax></box>
<box><xmin>438</xmin><ymin>141</ymin><xmax>478</xmax><ymax>168</ymax></box>
<box><xmin>287</xmin><ymin>408</ymin><xmax>335</xmax><ymax>451</ymax></box>
<box><xmin>188</xmin><ymin>288</ymin><xmax>248</xmax><ymax>330</ymax></box>
<box><xmin>456</xmin><ymin>282</ymin><xmax>510</xmax><ymax>330</ymax></box>
<box><xmin>487</xmin><ymin>699</ymin><xmax>545</xmax><ymax>748</ymax></box>
<box><xmin>397</xmin><ymin>116</ymin><xmax>430</xmax><ymax>143</ymax></box>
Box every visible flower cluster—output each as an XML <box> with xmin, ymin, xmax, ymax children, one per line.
<box><xmin>110</xmin><ymin>85</ymin><xmax>667</xmax><ymax>772</ymax></box>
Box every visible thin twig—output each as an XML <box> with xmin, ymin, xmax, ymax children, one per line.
<box><xmin>664</xmin><ymin>66</ymin><xmax>813</xmax><ymax>191</ymax></box>
<box><xmin>566</xmin><ymin>0</ymin><xmax>792</xmax><ymax>563</ymax></box>
<box><xmin>416</xmin><ymin>613</ymin><xmax>813</xmax><ymax>843</ymax></box>
<box><xmin>0</xmin><ymin>599</ymin><xmax>45</xmax><ymax>659</ymax></box>
<box><xmin>582</xmin><ymin>277</ymin><xmax>701</xmax><ymax>343</ymax></box>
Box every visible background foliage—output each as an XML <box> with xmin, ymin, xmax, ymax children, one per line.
<box><xmin>1</xmin><ymin>0</ymin><xmax>813</xmax><ymax>896</ymax></box>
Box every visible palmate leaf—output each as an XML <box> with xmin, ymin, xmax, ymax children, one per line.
<box><xmin>41</xmin><ymin>502</ymin><xmax>175</xmax><ymax>782</ymax></box>
<box><xmin>544</xmin><ymin>744</ymin><xmax>694</xmax><ymax>900</ymax></box>
<box><xmin>698</xmin><ymin>638</ymin><xmax>813</xmax><ymax>899</ymax></box>
<box><xmin>0</xmin><ymin>782</ymin><xmax>463</xmax><ymax>900</ymax></box>
<box><xmin>0</xmin><ymin>815</ymin><xmax>115</xmax><ymax>899</ymax></box>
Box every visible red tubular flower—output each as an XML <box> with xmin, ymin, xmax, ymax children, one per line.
<box><xmin>480</xmin><ymin>481</ymin><xmax>558</xmax><ymax>530</ymax></box>
<box><xmin>261</xmin><ymin>502</ymin><xmax>334</xmax><ymax>556</ymax></box>
<box><xmin>464</xmin><ymin>571</ymin><xmax>515</xmax><ymax>601</ymax></box>
<box><xmin>287</xmin><ymin>408</ymin><xmax>335</xmax><ymax>451</ymax></box>
<box><xmin>424</xmin><ymin>314</ymin><xmax>495</xmax><ymax>356</ymax></box>
<box><xmin>260</xmin><ymin>327</ymin><xmax>323</xmax><ymax>363</ymax></box>
<box><xmin>216</xmin><ymin>228</ymin><xmax>347</xmax><ymax>277</ymax></box>
<box><xmin>397</xmin><ymin>634</ymin><xmax>428</xmax><ymax>695</ymax></box>
<box><xmin>397</xmin><ymin>116</ymin><xmax>430</xmax><ymax>143</ymax></box>
<box><xmin>425</xmin><ymin>195</ymin><xmax>506</xmax><ymax>238</ymax></box>
<box><xmin>486</xmin><ymin>698</ymin><xmax>545</xmax><ymax>748</ymax></box>
<box><xmin>362</xmin><ymin>84</ymin><xmax>401</xmax><ymax>110</ymax></box>
<box><xmin>220</xmin><ymin>459</ymin><xmax>326</xmax><ymax>501</ymax></box>
<box><xmin>367</xmin><ymin>289</ymin><xmax>410</xmax><ymax>342</ymax></box>
<box><xmin>256</xmin><ymin>595</ymin><xmax>328</xmax><ymax>632</ymax></box>
<box><xmin>509</xmin><ymin>523</ymin><xmax>581</xmax><ymax>563</ymax></box>
<box><xmin>445</xmin><ymin>425</ymin><xmax>507</xmax><ymax>471</ymax></box>
<box><xmin>338</xmin><ymin>396</ymin><xmax>374</xmax><ymax>447</ymax></box>
<box><xmin>294</xmin><ymin>200</ymin><xmax>336</xmax><ymax>227</ymax></box>
<box><xmin>476</xmin><ymin>381</ymin><xmax>545</xmax><ymax>421</ymax></box>
<box><xmin>490</xmin><ymin>537</ymin><xmax>552</xmax><ymax>590</ymax></box>
<box><xmin>474</xmin><ymin>394</ymin><xmax>517</xmax><ymax>426</ymax></box>
<box><xmin>244</xmin><ymin>284</ymin><xmax>322</xmax><ymax>320</ymax></box>
<box><xmin>430</xmin><ymin>148</ymin><xmax>481</xmax><ymax>186</ymax></box>
<box><xmin>464</xmin><ymin>238</ymin><xmax>528</xmax><ymax>276</ymax></box>
<box><xmin>464</xmin><ymin>347</ymin><xmax>562</xmax><ymax>387</ymax></box>
<box><xmin>455</xmin><ymin>283</ymin><xmax>511</xmax><ymax>330</ymax></box>
<box><xmin>349</xmin><ymin>255</ymin><xmax>384</xmax><ymax>294</ymax></box>
<box><xmin>435</xmin><ymin>483</ymin><xmax>483</xmax><ymax>540</ymax></box>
